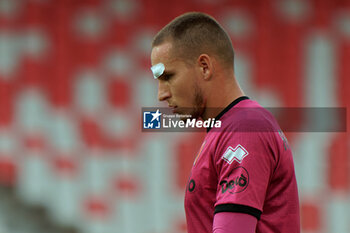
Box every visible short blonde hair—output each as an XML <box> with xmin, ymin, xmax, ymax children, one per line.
<box><xmin>152</xmin><ymin>12</ymin><xmax>234</xmax><ymax>69</ymax></box>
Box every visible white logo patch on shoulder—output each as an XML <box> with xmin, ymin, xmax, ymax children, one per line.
<box><xmin>221</xmin><ymin>144</ymin><xmax>249</xmax><ymax>164</ymax></box>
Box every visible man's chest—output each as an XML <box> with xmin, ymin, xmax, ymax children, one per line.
<box><xmin>185</xmin><ymin>140</ymin><xmax>218</xmax><ymax>206</ymax></box>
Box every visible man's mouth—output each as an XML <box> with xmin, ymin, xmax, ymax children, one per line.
<box><xmin>168</xmin><ymin>105</ymin><xmax>177</xmax><ymax>113</ymax></box>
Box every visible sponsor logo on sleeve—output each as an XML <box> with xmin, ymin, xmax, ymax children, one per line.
<box><xmin>219</xmin><ymin>166</ymin><xmax>249</xmax><ymax>194</ymax></box>
<box><xmin>221</xmin><ymin>144</ymin><xmax>248</xmax><ymax>164</ymax></box>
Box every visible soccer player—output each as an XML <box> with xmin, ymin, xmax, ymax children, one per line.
<box><xmin>150</xmin><ymin>12</ymin><xmax>300</xmax><ymax>233</ymax></box>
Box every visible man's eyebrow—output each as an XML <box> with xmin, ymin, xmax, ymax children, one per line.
<box><xmin>158</xmin><ymin>71</ymin><xmax>174</xmax><ymax>79</ymax></box>
<box><xmin>163</xmin><ymin>71</ymin><xmax>174</xmax><ymax>75</ymax></box>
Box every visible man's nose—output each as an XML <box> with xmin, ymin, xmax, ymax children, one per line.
<box><xmin>158</xmin><ymin>81</ymin><xmax>171</xmax><ymax>101</ymax></box>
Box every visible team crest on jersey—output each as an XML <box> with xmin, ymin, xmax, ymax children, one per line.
<box><xmin>278</xmin><ymin>130</ymin><xmax>290</xmax><ymax>151</ymax></box>
<box><xmin>221</xmin><ymin>144</ymin><xmax>248</xmax><ymax>164</ymax></box>
<box><xmin>193</xmin><ymin>140</ymin><xmax>206</xmax><ymax>166</ymax></box>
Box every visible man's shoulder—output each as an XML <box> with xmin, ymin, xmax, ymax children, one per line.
<box><xmin>224</xmin><ymin>103</ymin><xmax>279</xmax><ymax>133</ymax></box>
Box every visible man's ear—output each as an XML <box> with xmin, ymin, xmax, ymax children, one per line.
<box><xmin>197</xmin><ymin>54</ymin><xmax>213</xmax><ymax>80</ymax></box>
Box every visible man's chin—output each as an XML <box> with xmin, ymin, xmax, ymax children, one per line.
<box><xmin>175</xmin><ymin>108</ymin><xmax>202</xmax><ymax>121</ymax></box>
<box><xmin>179</xmin><ymin>115</ymin><xmax>197</xmax><ymax>121</ymax></box>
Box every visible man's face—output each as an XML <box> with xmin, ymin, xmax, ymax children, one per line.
<box><xmin>151</xmin><ymin>42</ymin><xmax>204</xmax><ymax>119</ymax></box>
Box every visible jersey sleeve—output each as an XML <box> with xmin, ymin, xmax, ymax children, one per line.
<box><xmin>213</xmin><ymin>212</ymin><xmax>257</xmax><ymax>233</ymax></box>
<box><xmin>213</xmin><ymin>118</ymin><xmax>278</xmax><ymax>220</ymax></box>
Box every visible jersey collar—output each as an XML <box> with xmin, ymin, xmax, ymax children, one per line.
<box><xmin>207</xmin><ymin>96</ymin><xmax>250</xmax><ymax>133</ymax></box>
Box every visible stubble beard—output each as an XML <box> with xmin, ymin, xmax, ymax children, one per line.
<box><xmin>190</xmin><ymin>83</ymin><xmax>205</xmax><ymax>120</ymax></box>
<box><xmin>177</xmin><ymin>83</ymin><xmax>205</xmax><ymax>121</ymax></box>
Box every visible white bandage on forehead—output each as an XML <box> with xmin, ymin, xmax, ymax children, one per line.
<box><xmin>150</xmin><ymin>63</ymin><xmax>165</xmax><ymax>79</ymax></box>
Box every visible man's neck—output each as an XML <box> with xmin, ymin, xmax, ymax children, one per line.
<box><xmin>202</xmin><ymin>76</ymin><xmax>244</xmax><ymax>120</ymax></box>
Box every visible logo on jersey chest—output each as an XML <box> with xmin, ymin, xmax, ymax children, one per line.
<box><xmin>219</xmin><ymin>166</ymin><xmax>249</xmax><ymax>194</ymax></box>
<box><xmin>187</xmin><ymin>179</ymin><xmax>196</xmax><ymax>192</ymax></box>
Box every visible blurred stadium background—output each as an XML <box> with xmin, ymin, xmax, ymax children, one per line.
<box><xmin>0</xmin><ymin>0</ymin><xmax>348</xmax><ymax>232</ymax></box>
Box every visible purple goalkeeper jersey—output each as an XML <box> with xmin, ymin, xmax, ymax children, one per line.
<box><xmin>184</xmin><ymin>96</ymin><xmax>300</xmax><ymax>233</ymax></box>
